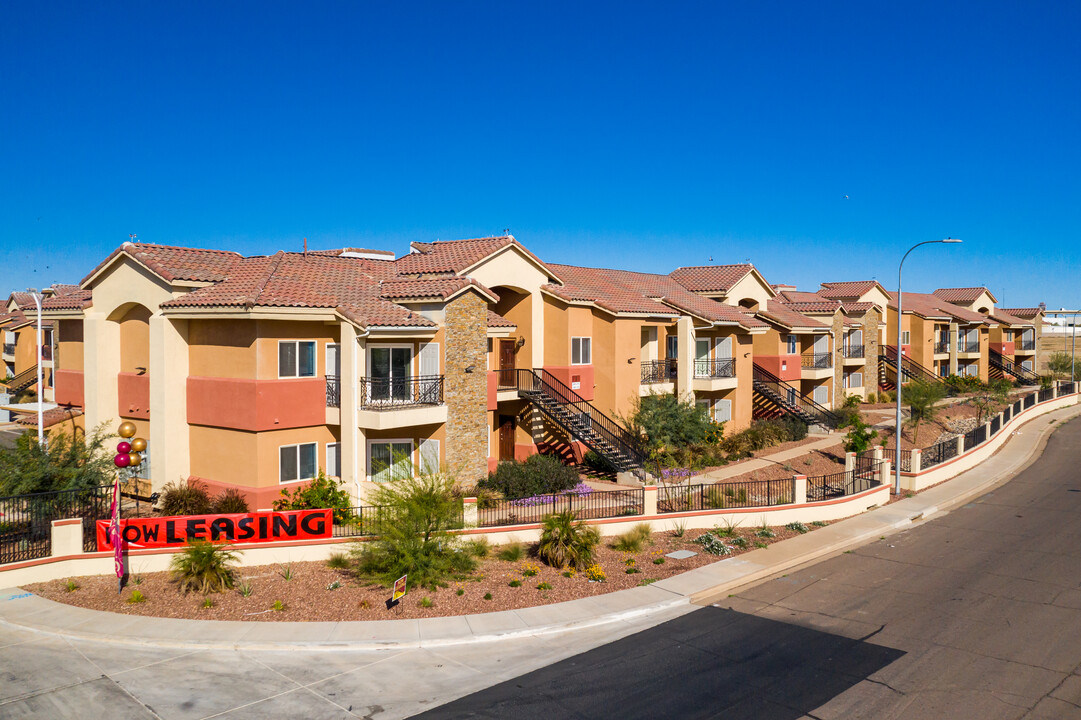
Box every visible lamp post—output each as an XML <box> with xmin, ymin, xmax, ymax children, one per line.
<box><xmin>894</xmin><ymin>239</ymin><xmax>962</xmax><ymax>495</ymax></box>
<box><xmin>26</xmin><ymin>289</ymin><xmax>43</xmax><ymax>446</ymax></box>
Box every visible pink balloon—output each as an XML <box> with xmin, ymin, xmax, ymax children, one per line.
<box><xmin>114</xmin><ymin>453</ymin><xmax>131</xmax><ymax>468</ymax></box>
<box><xmin>117</xmin><ymin>441</ymin><xmax>131</xmax><ymax>454</ymax></box>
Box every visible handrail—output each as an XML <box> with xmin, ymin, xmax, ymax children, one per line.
<box><xmin>515</xmin><ymin>369</ymin><xmax>646</xmax><ymax>469</ymax></box>
<box><xmin>989</xmin><ymin>349</ymin><xmax>1039</xmax><ymax>383</ymax></box>
<box><xmin>2</xmin><ymin>366</ymin><xmax>38</xmax><ymax>392</ymax></box>
<box><xmin>880</xmin><ymin>345</ymin><xmax>941</xmax><ymax>384</ymax></box>
<box><xmin>959</xmin><ymin>341</ymin><xmax>980</xmax><ymax>353</ymax></box>
<box><xmin>640</xmin><ymin>359</ymin><xmax>677</xmax><ymax>384</ymax></box>
<box><xmin>934</xmin><ymin>341</ymin><xmax>949</xmax><ymax>354</ymax></box>
<box><xmin>752</xmin><ymin>364</ymin><xmax>841</xmax><ymax>428</ymax></box>
<box><xmin>843</xmin><ymin>344</ymin><xmax>865</xmax><ymax>359</ymax></box>
<box><xmin>693</xmin><ymin>358</ymin><xmax>735</xmax><ymax>378</ymax></box>
<box><xmin>358</xmin><ymin>375</ymin><xmax>443</xmax><ymax>409</ymax></box>
<box><xmin>325</xmin><ymin>375</ymin><xmax>341</xmax><ymax>408</ymax></box>
<box><xmin>801</xmin><ymin>352</ymin><xmax>832</xmax><ymax>369</ymax></box>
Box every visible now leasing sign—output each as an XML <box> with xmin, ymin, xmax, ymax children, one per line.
<box><xmin>96</xmin><ymin>509</ymin><xmax>333</xmax><ymax>550</ymax></box>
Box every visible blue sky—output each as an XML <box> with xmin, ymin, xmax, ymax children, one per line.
<box><xmin>2</xmin><ymin>2</ymin><xmax>1078</xmax><ymax>309</ymax></box>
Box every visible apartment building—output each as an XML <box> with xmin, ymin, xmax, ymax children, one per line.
<box><xmin>932</xmin><ymin>288</ymin><xmax>1041</xmax><ymax>381</ymax></box>
<box><xmin>0</xmin><ymin>286</ymin><xmax>87</xmax><ymax>401</ymax></box>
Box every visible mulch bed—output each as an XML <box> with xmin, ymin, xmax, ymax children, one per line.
<box><xmin>714</xmin><ymin>448</ymin><xmax>847</xmax><ymax>483</ymax></box>
<box><xmin>28</xmin><ymin>524</ymin><xmax>825</xmax><ymax>622</ymax></box>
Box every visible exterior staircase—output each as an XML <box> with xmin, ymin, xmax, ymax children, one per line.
<box><xmin>2</xmin><ymin>367</ymin><xmax>38</xmax><ymax>395</ymax></box>
<box><xmin>752</xmin><ymin>364</ymin><xmax>841</xmax><ymax>429</ymax></box>
<box><xmin>514</xmin><ymin>369</ymin><xmax>646</xmax><ymax>477</ymax></box>
<box><xmin>989</xmin><ymin>350</ymin><xmax>1040</xmax><ymax>385</ymax></box>
<box><xmin>879</xmin><ymin>345</ymin><xmax>941</xmax><ymax>389</ymax></box>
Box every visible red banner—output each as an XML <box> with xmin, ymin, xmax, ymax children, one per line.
<box><xmin>96</xmin><ymin>509</ymin><xmax>333</xmax><ymax>550</ymax></box>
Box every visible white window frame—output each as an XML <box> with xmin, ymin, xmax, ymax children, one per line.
<box><xmin>367</xmin><ymin>438</ymin><xmax>414</xmax><ymax>483</ymax></box>
<box><xmin>278</xmin><ymin>340</ymin><xmax>317</xmax><ymax>379</ymax></box>
<box><xmin>325</xmin><ymin>343</ymin><xmax>340</xmax><ymax>377</ymax></box>
<box><xmin>326</xmin><ymin>442</ymin><xmax>342</xmax><ymax>478</ymax></box>
<box><xmin>420</xmin><ymin>437</ymin><xmax>440</xmax><ymax>474</ymax></box>
<box><xmin>696</xmin><ymin>398</ymin><xmax>711</xmax><ymax>416</ymax></box>
<box><xmin>571</xmin><ymin>336</ymin><xmax>592</xmax><ymax>365</ymax></box>
<box><xmin>813</xmin><ymin>384</ymin><xmax>829</xmax><ymax>407</ymax></box>
<box><xmin>786</xmin><ymin>335</ymin><xmax>798</xmax><ymax>354</ymax></box>
<box><xmin>715</xmin><ymin>336</ymin><xmax>733</xmax><ymax>359</ymax></box>
<box><xmin>901</xmin><ymin>331</ymin><xmax>911</xmax><ymax>346</ymax></box>
<box><xmin>843</xmin><ymin>371</ymin><xmax>863</xmax><ymax>389</ymax></box>
<box><xmin>367</xmin><ymin>343</ymin><xmax>415</xmax><ymax>402</ymax></box>
<box><xmin>279</xmin><ymin>442</ymin><xmax>319</xmax><ymax>484</ymax></box>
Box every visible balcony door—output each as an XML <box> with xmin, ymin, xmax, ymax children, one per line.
<box><xmin>695</xmin><ymin>339</ymin><xmax>710</xmax><ymax>377</ymax></box>
<box><xmin>370</xmin><ymin>346</ymin><xmax>412</xmax><ymax>402</ymax></box>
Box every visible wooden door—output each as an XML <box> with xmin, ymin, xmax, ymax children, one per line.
<box><xmin>499</xmin><ymin>415</ymin><xmax>515</xmax><ymax>461</ymax></box>
<box><xmin>498</xmin><ymin>339</ymin><xmax>516</xmax><ymax>387</ymax></box>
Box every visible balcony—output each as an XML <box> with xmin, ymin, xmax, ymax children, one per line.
<box><xmin>2</xmin><ymin>343</ymin><xmax>13</xmax><ymax>358</ymax></box>
<box><xmin>842</xmin><ymin>345</ymin><xmax>864</xmax><ymax>359</ymax></box>
<box><xmin>801</xmin><ymin>352</ymin><xmax>832</xmax><ymax>369</ymax></box>
<box><xmin>326</xmin><ymin>375</ymin><xmax>340</xmax><ymax>408</ymax></box>
<box><xmin>934</xmin><ymin>341</ymin><xmax>950</xmax><ymax>355</ymax></box>
<box><xmin>359</xmin><ymin>375</ymin><xmax>443</xmax><ymax>409</ymax></box>
<box><xmin>1017</xmin><ymin>339</ymin><xmax>1036</xmax><ymax>353</ymax></box>
<box><xmin>640</xmin><ymin>359</ymin><xmax>677</xmax><ymax>384</ymax></box>
<box><xmin>959</xmin><ymin>341</ymin><xmax>980</xmax><ymax>354</ymax></box>
<box><xmin>693</xmin><ymin>358</ymin><xmax>734</xmax><ymax>378</ymax></box>
<box><xmin>41</xmin><ymin>345</ymin><xmax>52</xmax><ymax>362</ymax></box>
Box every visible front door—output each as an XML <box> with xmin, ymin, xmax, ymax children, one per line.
<box><xmin>499</xmin><ymin>339</ymin><xmax>516</xmax><ymax>387</ymax></box>
<box><xmin>499</xmin><ymin>415</ymin><xmax>515</xmax><ymax>461</ymax></box>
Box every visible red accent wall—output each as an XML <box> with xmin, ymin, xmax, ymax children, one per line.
<box><xmin>192</xmin><ymin>475</ymin><xmax>308</xmax><ymax>511</ymax></box>
<box><xmin>187</xmin><ymin>376</ymin><xmax>326</xmax><ymax>431</ymax></box>
<box><xmin>117</xmin><ymin>372</ymin><xmax>150</xmax><ymax>419</ymax></box>
<box><xmin>487</xmin><ymin>371</ymin><xmax>498</xmax><ymax>411</ymax></box>
<box><xmin>755</xmin><ymin>355</ymin><xmax>800</xmax><ymax>382</ymax></box>
<box><xmin>992</xmin><ymin>341</ymin><xmax>1015</xmax><ymax>356</ymax></box>
<box><xmin>543</xmin><ymin>365</ymin><xmax>595</xmax><ymax>401</ymax></box>
<box><xmin>54</xmin><ymin>369</ymin><xmax>84</xmax><ymax>408</ymax></box>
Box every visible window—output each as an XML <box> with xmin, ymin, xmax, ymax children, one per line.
<box><xmin>370</xmin><ymin>440</ymin><xmax>413</xmax><ymax>483</ymax></box>
<box><xmin>280</xmin><ymin>442</ymin><xmax>318</xmax><ymax>483</ymax></box>
<box><xmin>696</xmin><ymin>399</ymin><xmax>711</xmax><ymax>416</ymax></box>
<box><xmin>786</xmin><ymin>335</ymin><xmax>798</xmax><ymax>354</ymax></box>
<box><xmin>901</xmin><ymin>331</ymin><xmax>910</xmax><ymax>346</ymax></box>
<box><xmin>420</xmin><ymin>438</ymin><xmax>440</xmax><ymax>474</ymax></box>
<box><xmin>939</xmin><ymin>363</ymin><xmax>949</xmax><ymax>377</ymax></box>
<box><xmin>786</xmin><ymin>387</ymin><xmax>797</xmax><ymax>406</ymax></box>
<box><xmin>370</xmin><ymin>345</ymin><xmax>413</xmax><ymax>401</ymax></box>
<box><xmin>843</xmin><ymin>371</ymin><xmax>863</xmax><ymax>388</ymax></box>
<box><xmin>571</xmin><ymin>337</ymin><xmax>592</xmax><ymax>365</ymax></box>
<box><xmin>325</xmin><ymin>344</ymin><xmax>340</xmax><ymax>377</ymax></box>
<box><xmin>714</xmin><ymin>398</ymin><xmax>732</xmax><ymax>423</ymax></box>
<box><xmin>666</xmin><ymin>335</ymin><xmax>678</xmax><ymax>360</ymax></box>
<box><xmin>716</xmin><ymin>336</ymin><xmax>733</xmax><ymax>359</ymax></box>
<box><xmin>813</xmin><ymin>385</ymin><xmax>829</xmax><ymax>407</ymax></box>
<box><xmin>326</xmin><ymin>443</ymin><xmax>341</xmax><ymax>478</ymax></box>
<box><xmin>695</xmin><ymin>339</ymin><xmax>710</xmax><ymax>376</ymax></box>
<box><xmin>279</xmin><ymin>341</ymin><xmax>316</xmax><ymax>378</ymax></box>
<box><xmin>1021</xmin><ymin>360</ymin><xmax>1033</xmax><ymax>372</ymax></box>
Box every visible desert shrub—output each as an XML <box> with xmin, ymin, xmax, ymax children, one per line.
<box><xmin>479</xmin><ymin>454</ymin><xmax>579</xmax><ymax>499</ymax></box>
<box><xmin>273</xmin><ymin>469</ymin><xmax>353</xmax><ymax>522</ymax></box>
<box><xmin>721</xmin><ymin>418</ymin><xmax>803</xmax><ymax>458</ymax></box>
<box><xmin>351</xmin><ymin>470</ymin><xmax>473</xmax><ymax>590</ymax></box>
<box><xmin>621</xmin><ymin>392</ymin><xmax>716</xmax><ymax>453</ymax></box>
<box><xmin>611</xmin><ymin>523</ymin><xmax>653</xmax><ymax>552</ymax></box>
<box><xmin>463</xmin><ymin>537</ymin><xmax>490</xmax><ymax>558</ymax></box>
<box><xmin>943</xmin><ymin>373</ymin><xmax>982</xmax><ymax>394</ymax></box>
<box><xmin>496</xmin><ymin>542</ymin><xmax>525</xmax><ymax>562</ymax></box>
<box><xmin>159</xmin><ymin>479</ymin><xmax>212</xmax><ymax>516</ymax></box>
<box><xmin>325</xmin><ymin>552</ymin><xmax>350</xmax><ymax>569</ymax></box>
<box><xmin>865</xmin><ymin>392</ymin><xmax>876</xmax><ymax>404</ymax></box>
<box><xmin>693</xmin><ymin>532</ymin><xmax>731</xmax><ymax>555</ymax></box>
<box><xmin>537</xmin><ymin>510</ymin><xmax>600</xmax><ymax>570</ymax></box>
<box><xmin>0</xmin><ymin>422</ymin><xmax>116</xmax><ymax>496</ymax></box>
<box><xmin>170</xmin><ymin>540</ymin><xmax>239</xmax><ymax>594</ymax></box>
<box><xmin>212</xmin><ymin>488</ymin><xmax>250</xmax><ymax>514</ymax></box>
<box><xmin>905</xmin><ymin>378</ymin><xmax>947</xmax><ymax>444</ymax></box>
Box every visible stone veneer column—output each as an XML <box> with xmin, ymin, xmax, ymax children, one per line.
<box><xmin>865</xmin><ymin>309</ymin><xmax>880</xmax><ymax>396</ymax></box>
<box><xmin>444</xmin><ymin>292</ymin><xmax>489</xmax><ymax>483</ymax></box>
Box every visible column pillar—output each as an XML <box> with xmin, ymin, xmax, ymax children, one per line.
<box><xmin>82</xmin><ymin>313</ymin><xmax>119</xmax><ymax>434</ymax></box>
<box><xmin>149</xmin><ymin>315</ymin><xmax>189</xmax><ymax>494</ymax></box>
<box><xmin>643</xmin><ymin>485</ymin><xmax>658</xmax><ymax>516</ymax></box>
<box><xmin>949</xmin><ymin>322</ymin><xmax>959</xmax><ymax>376</ymax></box>
<box><xmin>677</xmin><ymin>317</ymin><xmax>693</xmax><ymax>401</ymax></box>
<box><xmin>340</xmin><ymin>322</ymin><xmax>360</xmax><ymax>503</ymax></box>
<box><xmin>793</xmin><ymin>474</ymin><xmax>807</xmax><ymax>504</ymax></box>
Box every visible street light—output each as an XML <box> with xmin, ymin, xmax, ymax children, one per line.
<box><xmin>894</xmin><ymin>239</ymin><xmax>962</xmax><ymax>495</ymax></box>
<box><xmin>25</xmin><ymin>288</ymin><xmax>44</xmax><ymax>446</ymax></box>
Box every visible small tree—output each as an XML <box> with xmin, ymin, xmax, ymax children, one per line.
<box><xmin>904</xmin><ymin>379</ymin><xmax>946</xmax><ymax>445</ymax></box>
<box><xmin>0</xmin><ymin>423</ymin><xmax>115</xmax><ymax>496</ymax></box>
<box><xmin>970</xmin><ymin>378</ymin><xmax>1011</xmax><ymax>425</ymax></box>
<box><xmin>843</xmin><ymin>416</ymin><xmax>879</xmax><ymax>454</ymax></box>
<box><xmin>1047</xmin><ymin>352</ymin><xmax>1075</xmax><ymax>381</ymax></box>
<box><xmin>620</xmin><ymin>391</ymin><xmax>714</xmax><ymax>454</ymax></box>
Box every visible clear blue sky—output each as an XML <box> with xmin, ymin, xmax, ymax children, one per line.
<box><xmin>2</xmin><ymin>2</ymin><xmax>1078</xmax><ymax>309</ymax></box>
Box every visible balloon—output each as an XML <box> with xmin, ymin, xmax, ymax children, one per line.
<box><xmin>114</xmin><ymin>453</ymin><xmax>131</xmax><ymax>468</ymax></box>
<box><xmin>117</xmin><ymin>441</ymin><xmax>131</xmax><ymax>454</ymax></box>
<box><xmin>128</xmin><ymin>452</ymin><xmax>142</xmax><ymax>467</ymax></box>
<box><xmin>130</xmin><ymin>437</ymin><xmax>147</xmax><ymax>452</ymax></box>
<box><xmin>118</xmin><ymin>422</ymin><xmax>136</xmax><ymax>438</ymax></box>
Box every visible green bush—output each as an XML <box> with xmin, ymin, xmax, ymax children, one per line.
<box><xmin>720</xmin><ymin>418</ymin><xmax>804</xmax><ymax>459</ymax></box>
<box><xmin>159</xmin><ymin>480</ymin><xmax>213</xmax><ymax>516</ymax></box>
<box><xmin>169</xmin><ymin>540</ymin><xmax>239</xmax><ymax>594</ymax></box>
<box><xmin>0</xmin><ymin>422</ymin><xmax>116</xmax><ymax>496</ymax></box>
<box><xmin>610</xmin><ymin>523</ymin><xmax>653</xmax><ymax>552</ymax></box>
<box><xmin>479</xmin><ymin>454</ymin><xmax>579</xmax><ymax>500</ymax></box>
<box><xmin>273</xmin><ymin>469</ymin><xmax>353</xmax><ymax>522</ymax></box>
<box><xmin>537</xmin><ymin>510</ymin><xmax>600</xmax><ymax>570</ymax></box>
<box><xmin>351</xmin><ymin>471</ymin><xmax>473</xmax><ymax>590</ymax></box>
<box><xmin>621</xmin><ymin>392</ymin><xmax>715</xmax><ymax>453</ymax></box>
<box><xmin>943</xmin><ymin>374</ymin><xmax>983</xmax><ymax>394</ymax></box>
<box><xmin>212</xmin><ymin>488</ymin><xmax>250</xmax><ymax>514</ymax></box>
<box><xmin>496</xmin><ymin>542</ymin><xmax>524</xmax><ymax>562</ymax></box>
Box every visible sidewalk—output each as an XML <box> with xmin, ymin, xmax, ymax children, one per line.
<box><xmin>2</xmin><ymin>402</ymin><xmax>1078</xmax><ymax>652</ymax></box>
<box><xmin>697</xmin><ymin>434</ymin><xmax>843</xmax><ymax>482</ymax></box>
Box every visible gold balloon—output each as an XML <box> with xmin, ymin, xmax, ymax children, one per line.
<box><xmin>118</xmin><ymin>422</ymin><xmax>136</xmax><ymax>438</ymax></box>
<box><xmin>130</xmin><ymin>437</ymin><xmax>147</xmax><ymax>452</ymax></box>
<box><xmin>128</xmin><ymin>452</ymin><xmax>142</xmax><ymax>467</ymax></box>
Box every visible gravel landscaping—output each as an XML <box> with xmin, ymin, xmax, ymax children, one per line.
<box><xmin>28</xmin><ymin>523</ymin><xmax>825</xmax><ymax>622</ymax></box>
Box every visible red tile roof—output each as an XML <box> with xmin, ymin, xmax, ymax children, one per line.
<box><xmin>15</xmin><ymin>406</ymin><xmax>83</xmax><ymax>429</ymax></box>
<box><xmin>668</xmin><ymin>264</ymin><xmax>756</xmax><ymax>293</ymax></box>
<box><xmin>487</xmin><ymin>311</ymin><xmax>516</xmax><ymax>328</ymax></box>
<box><xmin>379</xmin><ymin>277</ymin><xmax>498</xmax><ymax>303</ymax></box>
<box><xmin>779</xmin><ymin>301</ymin><xmax>842</xmax><ymax>314</ymax></box>
<box><xmin>759</xmin><ymin>300</ymin><xmax>828</xmax><ymax>330</ymax></box>
<box><xmin>818</xmin><ymin>281</ymin><xmax>881</xmax><ymax>300</ymax></box>
<box><xmin>394</xmin><ymin>236</ymin><xmax>556</xmax><ymax>279</ymax></box>
<box><xmin>887</xmin><ymin>292</ymin><xmax>989</xmax><ymax>325</ymax></box>
<box><xmin>82</xmin><ymin>242</ymin><xmax>243</xmax><ymax>285</ymax></box>
<box><xmin>41</xmin><ymin>289</ymin><xmax>92</xmax><ymax>310</ymax></box>
<box><xmin>775</xmin><ymin>290</ymin><xmax>837</xmax><ymax>305</ymax></box>
<box><xmin>998</xmin><ymin>307</ymin><xmax>1044</xmax><ymax>319</ymax></box>
<box><xmin>988</xmin><ymin>309</ymin><xmax>1033</xmax><ymax>327</ymax></box>
<box><xmin>932</xmin><ymin>287</ymin><xmax>996</xmax><ymax>304</ymax></box>
<box><xmin>840</xmin><ymin>302</ymin><xmax>877</xmax><ymax>314</ymax></box>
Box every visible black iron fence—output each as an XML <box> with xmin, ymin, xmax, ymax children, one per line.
<box><xmin>325</xmin><ymin>375</ymin><xmax>340</xmax><ymax>408</ymax></box>
<box><xmin>1062</xmin><ymin>382</ymin><xmax>1076</xmax><ymax>395</ymax></box>
<box><xmin>641</xmin><ymin>359</ymin><xmax>677</xmax><ymax>384</ymax></box>
<box><xmin>990</xmin><ymin>415</ymin><xmax>1001</xmax><ymax>436</ymax></box>
<box><xmin>658</xmin><ymin>479</ymin><xmax>793</xmax><ymax>513</ymax></box>
<box><xmin>477</xmin><ymin>488</ymin><xmax>643</xmax><ymax>527</ymax></box>
<box><xmin>693</xmin><ymin>358</ymin><xmax>735</xmax><ymax>379</ymax></box>
<box><xmin>921</xmin><ymin>439</ymin><xmax>959</xmax><ymax>469</ymax></box>
<box><xmin>963</xmin><ymin>425</ymin><xmax>987</xmax><ymax>452</ymax></box>
<box><xmin>1024</xmin><ymin>393</ymin><xmax>1036</xmax><ymax>409</ymax></box>
<box><xmin>0</xmin><ymin>485</ymin><xmax>112</xmax><ymax>564</ymax></box>
<box><xmin>1039</xmin><ymin>387</ymin><xmax>1054</xmax><ymax>403</ymax></box>
<box><xmin>801</xmin><ymin>352</ymin><xmax>832</xmax><ymax>369</ymax></box>
<box><xmin>358</xmin><ymin>375</ymin><xmax>443</xmax><ymax>409</ymax></box>
<box><xmin>882</xmin><ymin>447</ymin><xmax>912</xmax><ymax>472</ymax></box>
<box><xmin>807</xmin><ymin>468</ymin><xmax>879</xmax><ymax>502</ymax></box>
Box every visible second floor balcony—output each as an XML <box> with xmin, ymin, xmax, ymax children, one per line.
<box><xmin>959</xmin><ymin>340</ymin><xmax>980</xmax><ymax>354</ymax></box>
<box><xmin>1018</xmin><ymin>339</ymin><xmax>1036</xmax><ymax>352</ymax></box>
<box><xmin>2</xmin><ymin>343</ymin><xmax>13</xmax><ymax>358</ymax></box>
<box><xmin>842</xmin><ymin>344</ymin><xmax>865</xmax><ymax>360</ymax></box>
<box><xmin>693</xmin><ymin>358</ymin><xmax>735</xmax><ymax>379</ymax></box>
<box><xmin>359</xmin><ymin>375</ymin><xmax>444</xmax><ymax>410</ymax></box>
<box><xmin>641</xmin><ymin>359</ymin><xmax>677</xmax><ymax>384</ymax></box>
<box><xmin>326</xmin><ymin>375</ymin><xmax>341</xmax><ymax>408</ymax></box>
<box><xmin>934</xmin><ymin>341</ymin><xmax>950</xmax><ymax>354</ymax></box>
<box><xmin>801</xmin><ymin>352</ymin><xmax>832</xmax><ymax>369</ymax></box>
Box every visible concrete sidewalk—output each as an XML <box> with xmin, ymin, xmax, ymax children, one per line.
<box><xmin>697</xmin><ymin>433</ymin><xmax>843</xmax><ymax>482</ymax></box>
<box><xmin>2</xmin><ymin>403</ymin><xmax>1078</xmax><ymax>653</ymax></box>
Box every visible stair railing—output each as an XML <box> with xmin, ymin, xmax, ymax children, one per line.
<box><xmin>752</xmin><ymin>364</ymin><xmax>841</xmax><ymax>428</ymax></box>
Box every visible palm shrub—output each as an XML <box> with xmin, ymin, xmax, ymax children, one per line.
<box><xmin>479</xmin><ymin>454</ymin><xmax>579</xmax><ymax>499</ymax></box>
<box><xmin>170</xmin><ymin>540</ymin><xmax>239</xmax><ymax>594</ymax></box>
<box><xmin>904</xmin><ymin>378</ymin><xmax>947</xmax><ymax>445</ymax></box>
<box><xmin>351</xmin><ymin>470</ymin><xmax>477</xmax><ymax>589</ymax></box>
<box><xmin>159</xmin><ymin>479</ymin><xmax>213</xmax><ymax>516</ymax></box>
<box><xmin>537</xmin><ymin>510</ymin><xmax>600</xmax><ymax>570</ymax></box>
<box><xmin>212</xmin><ymin>488</ymin><xmax>250</xmax><ymax>514</ymax></box>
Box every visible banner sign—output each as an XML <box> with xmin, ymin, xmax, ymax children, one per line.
<box><xmin>96</xmin><ymin>509</ymin><xmax>333</xmax><ymax>550</ymax></box>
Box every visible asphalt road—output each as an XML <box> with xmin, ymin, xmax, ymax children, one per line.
<box><xmin>417</xmin><ymin>416</ymin><xmax>1081</xmax><ymax>720</ymax></box>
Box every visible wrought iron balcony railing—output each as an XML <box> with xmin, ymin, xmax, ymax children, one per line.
<box><xmin>1018</xmin><ymin>339</ymin><xmax>1036</xmax><ymax>351</ymax></box>
<box><xmin>2</xmin><ymin>344</ymin><xmax>13</xmax><ymax>357</ymax></box>
<box><xmin>693</xmin><ymin>358</ymin><xmax>735</xmax><ymax>378</ymax></box>
<box><xmin>960</xmin><ymin>341</ymin><xmax>980</xmax><ymax>353</ymax></box>
<box><xmin>843</xmin><ymin>344</ymin><xmax>864</xmax><ymax>359</ymax></box>
<box><xmin>359</xmin><ymin>375</ymin><xmax>443</xmax><ymax>409</ymax></box>
<box><xmin>326</xmin><ymin>375</ymin><xmax>340</xmax><ymax>408</ymax></box>
<box><xmin>640</xmin><ymin>359</ymin><xmax>678</xmax><ymax>384</ymax></box>
<box><xmin>934</xmin><ymin>341</ymin><xmax>950</xmax><ymax>354</ymax></box>
<box><xmin>801</xmin><ymin>352</ymin><xmax>832</xmax><ymax>369</ymax></box>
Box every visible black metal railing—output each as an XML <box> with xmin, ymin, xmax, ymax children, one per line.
<box><xmin>641</xmin><ymin>359</ymin><xmax>678</xmax><ymax>384</ymax></box>
<box><xmin>1062</xmin><ymin>382</ymin><xmax>1076</xmax><ymax>395</ymax></box>
<box><xmin>752</xmin><ymin>364</ymin><xmax>841</xmax><ymax>428</ymax></box>
<box><xmin>990</xmin><ymin>415</ymin><xmax>1001</xmax><ymax>436</ymax></box>
<box><xmin>879</xmin><ymin>346</ymin><xmax>941</xmax><ymax>385</ymax></box>
<box><xmin>806</xmin><ymin>468</ymin><xmax>879</xmax><ymax>502</ymax></box>
<box><xmin>989</xmin><ymin>349</ymin><xmax>1040</xmax><ymax>385</ymax></box>
<box><xmin>358</xmin><ymin>375</ymin><xmax>443</xmax><ymax>409</ymax></box>
<box><xmin>882</xmin><ymin>447</ymin><xmax>912</xmax><ymax>472</ymax></box>
<box><xmin>1039</xmin><ymin>387</ymin><xmax>1054</xmax><ymax>403</ymax></box>
<box><xmin>516</xmin><ymin>369</ymin><xmax>647</xmax><ymax>472</ymax></box>
<box><xmin>801</xmin><ymin>352</ymin><xmax>832</xmax><ymax>369</ymax></box>
<box><xmin>1024</xmin><ymin>393</ymin><xmax>1036</xmax><ymax>409</ymax></box>
<box><xmin>0</xmin><ymin>485</ymin><xmax>112</xmax><ymax>564</ymax></box>
<box><xmin>960</xmin><ymin>341</ymin><xmax>980</xmax><ymax>353</ymax></box>
<box><xmin>330</xmin><ymin>505</ymin><xmax>463</xmax><ymax>536</ymax></box>
<box><xmin>477</xmin><ymin>488</ymin><xmax>643</xmax><ymax>527</ymax></box>
<box><xmin>934</xmin><ymin>341</ymin><xmax>950</xmax><ymax>354</ymax></box>
<box><xmin>658</xmin><ymin>480</ymin><xmax>793</xmax><ymax>513</ymax></box>
<box><xmin>693</xmin><ymin>358</ymin><xmax>735</xmax><ymax>379</ymax></box>
<box><xmin>963</xmin><ymin>425</ymin><xmax>988</xmax><ymax>452</ymax></box>
<box><xmin>325</xmin><ymin>375</ymin><xmax>340</xmax><ymax>408</ymax></box>
<box><xmin>1018</xmin><ymin>339</ymin><xmax>1036</xmax><ymax>351</ymax></box>
<box><xmin>1003</xmin><ymin>405</ymin><xmax>1012</xmax><ymax>423</ymax></box>
<box><xmin>843</xmin><ymin>345</ymin><xmax>865</xmax><ymax>359</ymax></box>
<box><xmin>922</xmin><ymin>440</ymin><xmax>959</xmax><ymax>469</ymax></box>
<box><xmin>2</xmin><ymin>343</ymin><xmax>13</xmax><ymax>356</ymax></box>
